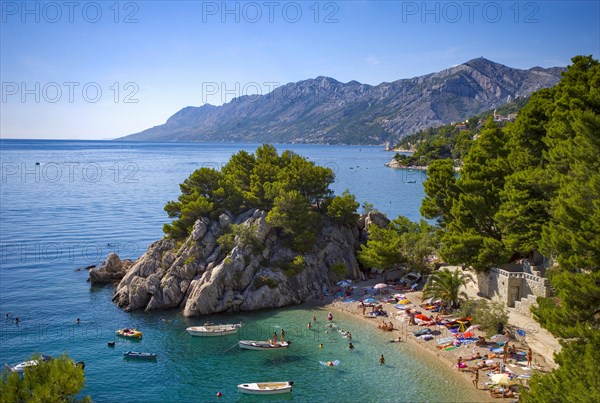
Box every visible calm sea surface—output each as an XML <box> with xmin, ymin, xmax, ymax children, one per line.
<box><xmin>0</xmin><ymin>140</ymin><xmax>475</xmax><ymax>402</ymax></box>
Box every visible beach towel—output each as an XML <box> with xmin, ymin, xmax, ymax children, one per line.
<box><xmin>437</xmin><ymin>337</ymin><xmax>455</xmax><ymax>345</ymax></box>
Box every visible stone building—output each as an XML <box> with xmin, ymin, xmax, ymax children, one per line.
<box><xmin>475</xmin><ymin>252</ymin><xmax>552</xmax><ymax>317</ymax></box>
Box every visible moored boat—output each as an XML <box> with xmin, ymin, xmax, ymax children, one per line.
<box><xmin>7</xmin><ymin>355</ymin><xmax>52</xmax><ymax>373</ymax></box>
<box><xmin>237</xmin><ymin>381</ymin><xmax>293</xmax><ymax>395</ymax></box>
<box><xmin>123</xmin><ymin>351</ymin><xmax>157</xmax><ymax>360</ymax></box>
<box><xmin>116</xmin><ymin>328</ymin><xmax>142</xmax><ymax>339</ymax></box>
<box><xmin>186</xmin><ymin>323</ymin><xmax>241</xmax><ymax>337</ymax></box>
<box><xmin>239</xmin><ymin>340</ymin><xmax>289</xmax><ymax>350</ymax></box>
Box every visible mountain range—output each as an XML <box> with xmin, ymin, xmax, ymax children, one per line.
<box><xmin>119</xmin><ymin>58</ymin><xmax>565</xmax><ymax>145</ymax></box>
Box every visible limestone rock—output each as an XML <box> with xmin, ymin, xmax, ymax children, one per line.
<box><xmin>109</xmin><ymin>209</ymin><xmax>368</xmax><ymax>316</ymax></box>
<box><xmin>88</xmin><ymin>253</ymin><xmax>133</xmax><ymax>284</ymax></box>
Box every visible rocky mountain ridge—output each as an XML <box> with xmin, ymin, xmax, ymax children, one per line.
<box><xmin>119</xmin><ymin>58</ymin><xmax>564</xmax><ymax>144</ymax></box>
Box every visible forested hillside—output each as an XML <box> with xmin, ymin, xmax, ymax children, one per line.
<box><xmin>420</xmin><ymin>56</ymin><xmax>600</xmax><ymax>402</ymax></box>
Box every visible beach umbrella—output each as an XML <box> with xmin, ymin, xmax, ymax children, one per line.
<box><xmin>397</xmin><ymin>299</ymin><xmax>411</xmax><ymax>305</ymax></box>
<box><xmin>363</xmin><ymin>297</ymin><xmax>377</xmax><ymax>304</ymax></box>
<box><xmin>337</xmin><ymin>280</ymin><xmax>352</xmax><ymax>287</ymax></box>
<box><xmin>491</xmin><ymin>334</ymin><xmax>509</xmax><ymax>343</ymax></box>
<box><xmin>490</xmin><ymin>373</ymin><xmax>517</xmax><ymax>386</ymax></box>
<box><xmin>423</xmin><ymin>297</ymin><xmax>433</xmax><ymax>304</ymax></box>
<box><xmin>373</xmin><ymin>283</ymin><xmax>388</xmax><ymax>296</ymax></box>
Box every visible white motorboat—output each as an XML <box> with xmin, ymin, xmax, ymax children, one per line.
<box><xmin>237</xmin><ymin>381</ymin><xmax>293</xmax><ymax>395</ymax></box>
<box><xmin>186</xmin><ymin>323</ymin><xmax>241</xmax><ymax>337</ymax></box>
<box><xmin>8</xmin><ymin>355</ymin><xmax>52</xmax><ymax>373</ymax></box>
<box><xmin>238</xmin><ymin>340</ymin><xmax>289</xmax><ymax>350</ymax></box>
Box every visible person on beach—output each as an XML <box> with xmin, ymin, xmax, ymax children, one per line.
<box><xmin>271</xmin><ymin>332</ymin><xmax>278</xmax><ymax>345</ymax></box>
<box><xmin>308</xmin><ymin>322</ymin><xmax>312</xmax><ymax>329</ymax></box>
<box><xmin>15</xmin><ymin>317</ymin><xmax>19</xmax><ymax>324</ymax></box>
<box><xmin>319</xmin><ymin>343</ymin><xmax>324</xmax><ymax>349</ymax></box>
<box><xmin>457</xmin><ymin>357</ymin><xmax>463</xmax><ymax>369</ymax></box>
<box><xmin>281</xmin><ymin>328</ymin><xmax>285</xmax><ymax>341</ymax></box>
<box><xmin>527</xmin><ymin>347</ymin><xmax>533</xmax><ymax>367</ymax></box>
<box><xmin>379</xmin><ymin>354</ymin><xmax>385</xmax><ymax>365</ymax></box>
<box><xmin>349</xmin><ymin>342</ymin><xmax>355</xmax><ymax>350</ymax></box>
<box><xmin>313</xmin><ymin>316</ymin><xmax>317</xmax><ymax>322</ymax></box>
<box><xmin>362</xmin><ymin>304</ymin><xmax>366</xmax><ymax>316</ymax></box>
<box><xmin>327</xmin><ymin>312</ymin><xmax>333</xmax><ymax>322</ymax></box>
<box><xmin>502</xmin><ymin>343</ymin><xmax>509</xmax><ymax>363</ymax></box>
<box><xmin>472</xmin><ymin>370</ymin><xmax>479</xmax><ymax>388</ymax></box>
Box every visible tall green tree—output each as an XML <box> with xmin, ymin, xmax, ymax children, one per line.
<box><xmin>540</xmin><ymin>56</ymin><xmax>600</xmax><ymax>270</ymax></box>
<box><xmin>420</xmin><ymin>158</ymin><xmax>457</xmax><ymax>227</ymax></box>
<box><xmin>422</xmin><ymin>268</ymin><xmax>473</xmax><ymax>309</ymax></box>
<box><xmin>0</xmin><ymin>353</ymin><xmax>90</xmax><ymax>402</ymax></box>
<box><xmin>440</xmin><ymin>119</ymin><xmax>510</xmax><ymax>270</ymax></box>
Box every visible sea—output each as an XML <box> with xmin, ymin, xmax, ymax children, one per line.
<box><xmin>0</xmin><ymin>139</ymin><xmax>476</xmax><ymax>402</ymax></box>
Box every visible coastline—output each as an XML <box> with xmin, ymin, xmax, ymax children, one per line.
<box><xmin>308</xmin><ymin>276</ymin><xmax>552</xmax><ymax>402</ymax></box>
<box><xmin>322</xmin><ymin>299</ymin><xmax>495</xmax><ymax>402</ymax></box>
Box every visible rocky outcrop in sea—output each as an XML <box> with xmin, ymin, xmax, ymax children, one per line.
<box><xmin>95</xmin><ymin>209</ymin><xmax>381</xmax><ymax>316</ymax></box>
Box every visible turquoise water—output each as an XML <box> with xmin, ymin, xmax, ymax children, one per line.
<box><xmin>0</xmin><ymin>140</ymin><xmax>475</xmax><ymax>402</ymax></box>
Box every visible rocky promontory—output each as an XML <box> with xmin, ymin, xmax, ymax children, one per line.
<box><xmin>93</xmin><ymin>209</ymin><xmax>382</xmax><ymax>317</ymax></box>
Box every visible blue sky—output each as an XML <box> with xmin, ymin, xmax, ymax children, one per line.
<box><xmin>1</xmin><ymin>1</ymin><xmax>598</xmax><ymax>139</ymax></box>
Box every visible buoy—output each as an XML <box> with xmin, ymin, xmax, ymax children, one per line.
<box><xmin>216</xmin><ymin>392</ymin><xmax>222</xmax><ymax>397</ymax></box>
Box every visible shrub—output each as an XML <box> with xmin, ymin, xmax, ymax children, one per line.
<box><xmin>254</xmin><ymin>275</ymin><xmax>279</xmax><ymax>289</ymax></box>
<box><xmin>331</xmin><ymin>262</ymin><xmax>346</xmax><ymax>278</ymax></box>
<box><xmin>460</xmin><ymin>299</ymin><xmax>509</xmax><ymax>337</ymax></box>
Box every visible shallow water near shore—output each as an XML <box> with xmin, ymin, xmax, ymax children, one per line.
<box><xmin>0</xmin><ymin>139</ymin><xmax>482</xmax><ymax>401</ymax></box>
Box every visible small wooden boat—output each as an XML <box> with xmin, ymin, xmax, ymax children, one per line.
<box><xmin>237</xmin><ymin>381</ymin><xmax>293</xmax><ymax>395</ymax></box>
<box><xmin>8</xmin><ymin>355</ymin><xmax>52</xmax><ymax>373</ymax></box>
<box><xmin>123</xmin><ymin>351</ymin><xmax>157</xmax><ymax>360</ymax></box>
<box><xmin>186</xmin><ymin>323</ymin><xmax>241</xmax><ymax>337</ymax></box>
<box><xmin>239</xmin><ymin>340</ymin><xmax>289</xmax><ymax>350</ymax></box>
<box><xmin>116</xmin><ymin>328</ymin><xmax>142</xmax><ymax>339</ymax></box>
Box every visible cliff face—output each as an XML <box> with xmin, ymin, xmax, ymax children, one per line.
<box><xmin>119</xmin><ymin>58</ymin><xmax>564</xmax><ymax>145</ymax></box>
<box><xmin>105</xmin><ymin>209</ymin><xmax>363</xmax><ymax>316</ymax></box>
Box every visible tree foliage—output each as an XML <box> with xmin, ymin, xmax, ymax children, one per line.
<box><xmin>423</xmin><ymin>268</ymin><xmax>473</xmax><ymax>309</ymax></box>
<box><xmin>358</xmin><ymin>216</ymin><xmax>436</xmax><ymax>274</ymax></box>
<box><xmin>326</xmin><ymin>190</ymin><xmax>360</xmax><ymax>226</ymax></box>
<box><xmin>422</xmin><ymin>56</ymin><xmax>600</xmax><ymax>272</ymax></box>
<box><xmin>523</xmin><ymin>270</ymin><xmax>600</xmax><ymax>402</ymax></box>
<box><xmin>418</xmin><ymin>55</ymin><xmax>600</xmax><ymax>401</ymax></box>
<box><xmin>163</xmin><ymin>145</ymin><xmax>337</xmax><ymax>240</ymax></box>
<box><xmin>0</xmin><ymin>353</ymin><xmax>90</xmax><ymax>403</ymax></box>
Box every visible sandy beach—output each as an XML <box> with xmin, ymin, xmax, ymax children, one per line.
<box><xmin>315</xmin><ymin>276</ymin><xmax>552</xmax><ymax>402</ymax></box>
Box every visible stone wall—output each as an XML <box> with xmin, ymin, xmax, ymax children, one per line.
<box><xmin>476</xmin><ymin>267</ymin><xmax>550</xmax><ymax>308</ymax></box>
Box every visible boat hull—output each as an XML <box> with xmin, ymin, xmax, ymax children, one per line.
<box><xmin>123</xmin><ymin>351</ymin><xmax>157</xmax><ymax>360</ymax></box>
<box><xmin>239</xmin><ymin>340</ymin><xmax>289</xmax><ymax>350</ymax></box>
<box><xmin>186</xmin><ymin>324</ymin><xmax>240</xmax><ymax>337</ymax></box>
<box><xmin>237</xmin><ymin>382</ymin><xmax>293</xmax><ymax>395</ymax></box>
